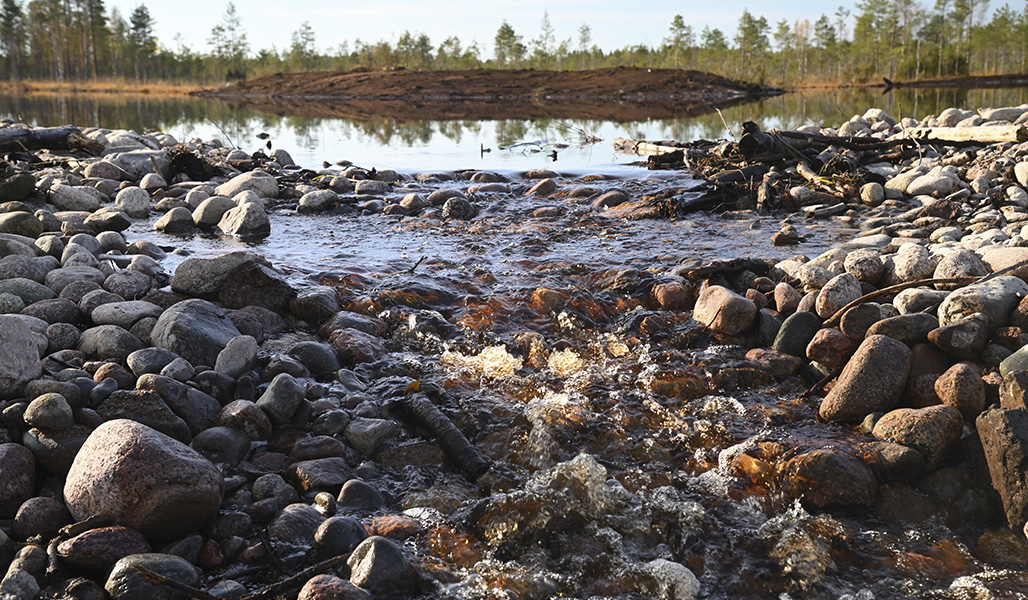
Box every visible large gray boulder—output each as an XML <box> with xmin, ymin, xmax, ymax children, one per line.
<box><xmin>149</xmin><ymin>299</ymin><xmax>241</xmax><ymax>367</ymax></box>
<box><xmin>0</xmin><ymin>316</ymin><xmax>42</xmax><ymax>399</ymax></box>
<box><xmin>64</xmin><ymin>420</ymin><xmax>223</xmax><ymax>541</ymax></box>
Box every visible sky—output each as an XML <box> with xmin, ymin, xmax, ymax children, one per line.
<box><xmin>103</xmin><ymin>1</ymin><xmax>865</xmax><ymax>57</ymax></box>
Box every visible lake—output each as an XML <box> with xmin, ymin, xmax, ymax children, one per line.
<box><xmin>3</xmin><ymin>85</ymin><xmax>1028</xmax><ymax>174</ymax></box>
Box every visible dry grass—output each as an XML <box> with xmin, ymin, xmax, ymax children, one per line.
<box><xmin>0</xmin><ymin>79</ymin><xmax>203</xmax><ymax>96</ymax></box>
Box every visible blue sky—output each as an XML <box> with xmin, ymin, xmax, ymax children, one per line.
<box><xmin>105</xmin><ymin>1</ymin><xmax>866</xmax><ymax>56</ymax></box>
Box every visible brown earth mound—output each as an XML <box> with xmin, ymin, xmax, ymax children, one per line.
<box><xmin>197</xmin><ymin>67</ymin><xmax>782</xmax><ymax>121</ymax></box>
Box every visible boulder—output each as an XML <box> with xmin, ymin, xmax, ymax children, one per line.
<box><xmin>169</xmin><ymin>251</ymin><xmax>266</xmax><ymax>299</ymax></box>
<box><xmin>215</xmin><ymin>170</ymin><xmax>279</xmax><ymax>199</ymax></box>
<box><xmin>64</xmin><ymin>420</ymin><xmax>223</xmax><ymax>540</ymax></box>
<box><xmin>775</xmin><ymin>448</ymin><xmax>877</xmax><ymax>510</ymax></box>
<box><xmin>938</xmin><ymin>276</ymin><xmax>1028</xmax><ymax>332</ymax></box>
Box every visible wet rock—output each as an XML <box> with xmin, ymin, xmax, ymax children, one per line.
<box><xmin>337</xmin><ymin>479</ymin><xmax>385</xmax><ymax>511</ymax></box>
<box><xmin>348</xmin><ymin>536</ymin><xmax>417</xmax><ymax>596</ymax></box>
<box><xmin>928</xmin><ymin>312</ymin><xmax>989</xmax><ymax>360</ymax></box>
<box><xmin>865</xmin><ymin>312</ymin><xmax>939</xmax><ymax>346</ymax></box>
<box><xmin>345</xmin><ymin>418</ymin><xmax>399</xmax><ymax>457</ymax></box>
<box><xmin>329</xmin><ymin>328</ymin><xmax>387</xmax><ymax>366</ymax></box>
<box><xmin>64</xmin><ymin>419</ymin><xmax>224</xmax><ymax>540</ymax></box>
<box><xmin>218</xmin><ymin>202</ymin><xmax>271</xmax><ymax>237</ymax></box>
<box><xmin>150</xmin><ymin>299</ymin><xmax>241</xmax><ymax>367</ymax></box>
<box><xmin>291</xmin><ymin>457</ymin><xmax>355</xmax><ymax>495</ymax></box>
<box><xmin>315</xmin><ymin>516</ymin><xmax>369</xmax><ymax>558</ymax></box>
<box><xmin>170</xmin><ymin>252</ymin><xmax>266</xmax><ymax>299</ymax></box>
<box><xmin>864</xmin><ymin>440</ymin><xmax>926</xmax><ymax>484</ymax></box>
<box><xmin>0</xmin><ymin>316</ymin><xmax>42</xmax><ymax>399</ymax></box>
<box><xmin>299</xmin><ymin>574</ymin><xmax>373</xmax><ymax>600</ymax></box>
<box><xmin>776</xmin><ymin>448</ymin><xmax>876</xmax><ymax>510</ymax></box>
<box><xmin>692</xmin><ymin>285</ymin><xmax>756</xmax><ymax>335</ymax></box>
<box><xmin>105</xmin><ymin>553</ymin><xmax>199</xmax><ymax>600</ymax></box>
<box><xmin>57</xmin><ymin>526</ymin><xmax>151</xmax><ymax>571</ymax></box>
<box><xmin>978</xmin><ymin>408</ymin><xmax>1028</xmax><ymax>528</ymax></box>
<box><xmin>938</xmin><ymin>275</ymin><xmax>1028</xmax><ymax>332</ymax></box>
<box><xmin>219</xmin><ymin>261</ymin><xmax>296</xmax><ymax>311</ymax></box>
<box><xmin>872</xmin><ymin>405</ymin><xmax>963</xmax><ymax>469</ymax></box>
<box><xmin>820</xmin><ymin>335</ymin><xmax>911</xmax><ymax>422</ymax></box>
<box><xmin>290</xmin><ymin>287</ymin><xmax>340</xmax><ymax>325</ymax></box>
<box><xmin>269</xmin><ymin>503</ymin><xmax>325</xmax><ymax>549</ymax></box>
<box><xmin>320</xmin><ymin>311</ymin><xmax>389</xmax><ymax>338</ymax></box>
<box><xmin>934</xmin><ymin>362</ymin><xmax>985</xmax><ymax>420</ymax></box>
<box><xmin>257</xmin><ymin>373</ymin><xmax>306</xmax><ymax>426</ymax></box>
<box><xmin>441</xmin><ymin>196</ymin><xmax>477</xmax><ymax>220</ymax></box>
<box><xmin>288</xmin><ymin>341</ymin><xmax>340</xmax><ymax>379</ymax></box>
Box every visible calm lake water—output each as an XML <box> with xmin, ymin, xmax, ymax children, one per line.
<box><xmin>3</xmin><ymin>86</ymin><xmax>1028</xmax><ymax>174</ymax></box>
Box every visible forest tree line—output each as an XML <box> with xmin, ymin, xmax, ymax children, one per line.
<box><xmin>0</xmin><ymin>0</ymin><xmax>1027</xmax><ymax>86</ymax></box>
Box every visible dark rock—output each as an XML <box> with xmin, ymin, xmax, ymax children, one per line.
<box><xmin>0</xmin><ymin>316</ymin><xmax>42</xmax><ymax>399</ymax></box>
<box><xmin>299</xmin><ymin>574</ymin><xmax>373</xmax><ymax>600</ymax></box>
<box><xmin>190</xmin><ymin>426</ymin><xmax>251</xmax><ymax>466</ymax></box>
<box><xmin>77</xmin><ymin>325</ymin><xmax>144</xmax><ymax>361</ymax></box>
<box><xmin>219</xmin><ymin>261</ymin><xmax>296</xmax><ymax>312</ymax></box>
<box><xmin>150</xmin><ymin>299</ymin><xmax>241</xmax><ymax>367</ymax></box>
<box><xmin>136</xmin><ymin>374</ymin><xmax>220</xmax><ymax>436</ymax></box>
<box><xmin>337</xmin><ymin>480</ymin><xmax>385</xmax><ymax>511</ymax></box>
<box><xmin>105</xmin><ymin>553</ymin><xmax>200</xmax><ymax>600</ymax></box>
<box><xmin>0</xmin><ymin>443</ymin><xmax>34</xmax><ymax>518</ymax></box>
<box><xmin>96</xmin><ymin>390</ymin><xmax>192</xmax><ymax>443</ymax></box>
<box><xmin>978</xmin><ymin>408</ymin><xmax>1028</xmax><ymax>528</ymax></box>
<box><xmin>13</xmin><ymin>496</ymin><xmax>71</xmax><ymax>541</ymax></box>
<box><xmin>57</xmin><ymin>526</ymin><xmax>151</xmax><ymax>571</ymax></box>
<box><xmin>772</xmin><ymin>310</ymin><xmax>822</xmax><ymax>357</ymax></box>
<box><xmin>291</xmin><ymin>457</ymin><xmax>355</xmax><ymax>496</ymax></box>
<box><xmin>866</xmin><ymin>312</ymin><xmax>939</xmax><ymax>346</ymax></box>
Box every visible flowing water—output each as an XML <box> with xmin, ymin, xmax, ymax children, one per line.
<box><xmin>7</xmin><ymin>85</ymin><xmax>1028</xmax><ymax>598</ymax></box>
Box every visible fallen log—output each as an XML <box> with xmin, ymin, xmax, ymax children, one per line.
<box><xmin>0</xmin><ymin>125</ymin><xmax>103</xmax><ymax>154</ymax></box>
<box><xmin>401</xmin><ymin>393</ymin><xmax>489</xmax><ymax>481</ymax></box>
<box><xmin>903</xmin><ymin>125</ymin><xmax>1028</xmax><ymax>144</ymax></box>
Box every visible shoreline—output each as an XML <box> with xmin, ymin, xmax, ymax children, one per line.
<box><xmin>3</xmin><ymin>104</ymin><xmax>1028</xmax><ymax>596</ymax></box>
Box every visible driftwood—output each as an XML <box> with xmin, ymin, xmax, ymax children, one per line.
<box><xmin>402</xmin><ymin>393</ymin><xmax>489</xmax><ymax>481</ymax></box>
<box><xmin>738</xmin><ymin>121</ymin><xmax>915</xmax><ymax>163</ymax></box>
<box><xmin>903</xmin><ymin>125</ymin><xmax>1028</xmax><ymax>144</ymax></box>
<box><xmin>0</xmin><ymin>125</ymin><xmax>103</xmax><ymax>154</ymax></box>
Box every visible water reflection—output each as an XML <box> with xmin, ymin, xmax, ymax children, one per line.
<box><xmin>2</xmin><ymin>86</ymin><xmax>1027</xmax><ymax>172</ymax></box>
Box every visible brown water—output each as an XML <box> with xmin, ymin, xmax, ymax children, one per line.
<box><xmin>14</xmin><ymin>86</ymin><xmax>1028</xmax><ymax>598</ymax></box>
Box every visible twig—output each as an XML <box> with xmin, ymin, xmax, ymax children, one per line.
<box><xmin>407</xmin><ymin>255</ymin><xmax>426</xmax><ymax>274</ymax></box>
<box><xmin>242</xmin><ymin>553</ymin><xmax>351</xmax><ymax>600</ymax></box>
<box><xmin>132</xmin><ymin>566</ymin><xmax>228</xmax><ymax>600</ymax></box>
<box><xmin>823</xmin><ymin>259</ymin><xmax>1028</xmax><ymax>328</ymax></box>
<box><xmin>715</xmin><ymin>108</ymin><xmax>736</xmax><ymax>141</ymax></box>
<box><xmin>205</xmin><ymin>113</ymin><xmax>237</xmax><ymax>149</ymax></box>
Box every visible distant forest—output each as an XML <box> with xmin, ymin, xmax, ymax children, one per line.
<box><xmin>0</xmin><ymin>0</ymin><xmax>1025</xmax><ymax>86</ymax></box>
